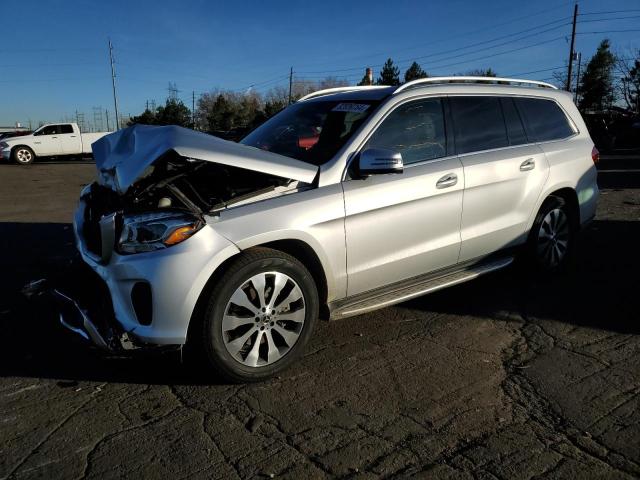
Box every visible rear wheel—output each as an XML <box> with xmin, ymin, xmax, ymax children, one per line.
<box><xmin>196</xmin><ymin>248</ymin><xmax>319</xmax><ymax>383</ymax></box>
<box><xmin>12</xmin><ymin>146</ymin><xmax>35</xmax><ymax>165</ymax></box>
<box><xmin>527</xmin><ymin>196</ymin><xmax>575</xmax><ymax>272</ymax></box>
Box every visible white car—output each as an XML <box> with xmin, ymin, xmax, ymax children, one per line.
<box><xmin>0</xmin><ymin>122</ymin><xmax>109</xmax><ymax>164</ymax></box>
<box><xmin>45</xmin><ymin>77</ymin><xmax>598</xmax><ymax>382</ymax></box>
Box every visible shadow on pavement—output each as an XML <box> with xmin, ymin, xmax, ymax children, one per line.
<box><xmin>0</xmin><ymin>216</ymin><xmax>637</xmax><ymax>385</ymax></box>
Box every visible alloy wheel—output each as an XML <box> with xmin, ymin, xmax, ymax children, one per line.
<box><xmin>537</xmin><ymin>208</ymin><xmax>570</xmax><ymax>268</ymax></box>
<box><xmin>16</xmin><ymin>149</ymin><xmax>32</xmax><ymax>164</ymax></box>
<box><xmin>222</xmin><ymin>271</ymin><xmax>305</xmax><ymax>367</ymax></box>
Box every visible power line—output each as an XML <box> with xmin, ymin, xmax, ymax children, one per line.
<box><xmin>578</xmin><ymin>15</ymin><xmax>640</xmax><ymax>24</ymax></box>
<box><xmin>289</xmin><ymin>1</ymin><xmax>577</xmax><ymax>71</ymax></box>
<box><xmin>422</xmin><ymin>36</ymin><xmax>566</xmax><ymax>71</ymax></box>
<box><xmin>297</xmin><ymin>18</ymin><xmax>571</xmax><ymax>75</ymax></box>
<box><xmin>580</xmin><ymin>9</ymin><xmax>640</xmax><ymax>16</ymax></box>
<box><xmin>578</xmin><ymin>29</ymin><xmax>640</xmax><ymax>34</ymax></box>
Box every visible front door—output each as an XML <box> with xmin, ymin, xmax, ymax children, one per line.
<box><xmin>32</xmin><ymin>124</ymin><xmax>62</xmax><ymax>156</ymax></box>
<box><xmin>343</xmin><ymin>97</ymin><xmax>464</xmax><ymax>296</ymax></box>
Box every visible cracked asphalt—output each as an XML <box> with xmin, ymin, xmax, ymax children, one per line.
<box><xmin>0</xmin><ymin>156</ymin><xmax>639</xmax><ymax>479</ymax></box>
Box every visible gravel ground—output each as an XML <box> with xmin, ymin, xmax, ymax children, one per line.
<box><xmin>0</xmin><ymin>158</ymin><xmax>638</xmax><ymax>479</ymax></box>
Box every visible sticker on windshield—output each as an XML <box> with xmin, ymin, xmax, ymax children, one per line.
<box><xmin>332</xmin><ymin>103</ymin><xmax>370</xmax><ymax>113</ymax></box>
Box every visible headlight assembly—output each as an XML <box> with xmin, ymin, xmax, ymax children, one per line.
<box><xmin>117</xmin><ymin>212</ymin><xmax>203</xmax><ymax>254</ymax></box>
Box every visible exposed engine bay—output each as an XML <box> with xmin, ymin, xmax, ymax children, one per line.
<box><xmin>88</xmin><ymin>151</ymin><xmax>305</xmax><ymax>216</ymax></box>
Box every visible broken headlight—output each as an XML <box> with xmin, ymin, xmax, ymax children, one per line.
<box><xmin>117</xmin><ymin>212</ymin><xmax>203</xmax><ymax>254</ymax></box>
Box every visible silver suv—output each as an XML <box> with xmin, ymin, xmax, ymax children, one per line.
<box><xmin>58</xmin><ymin>77</ymin><xmax>599</xmax><ymax>382</ymax></box>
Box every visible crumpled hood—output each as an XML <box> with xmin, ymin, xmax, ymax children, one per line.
<box><xmin>92</xmin><ymin>124</ymin><xmax>319</xmax><ymax>194</ymax></box>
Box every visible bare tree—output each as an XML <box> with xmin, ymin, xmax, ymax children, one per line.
<box><xmin>615</xmin><ymin>48</ymin><xmax>640</xmax><ymax>114</ymax></box>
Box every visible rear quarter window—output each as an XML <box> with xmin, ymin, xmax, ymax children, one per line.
<box><xmin>515</xmin><ymin>98</ymin><xmax>576</xmax><ymax>142</ymax></box>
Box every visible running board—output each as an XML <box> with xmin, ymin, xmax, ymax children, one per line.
<box><xmin>329</xmin><ymin>256</ymin><xmax>514</xmax><ymax>320</ymax></box>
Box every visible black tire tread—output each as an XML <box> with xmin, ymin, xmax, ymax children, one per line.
<box><xmin>196</xmin><ymin>247</ymin><xmax>318</xmax><ymax>383</ymax></box>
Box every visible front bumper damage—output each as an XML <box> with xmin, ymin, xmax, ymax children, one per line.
<box><xmin>22</xmin><ymin>271</ymin><xmax>155</xmax><ymax>353</ymax></box>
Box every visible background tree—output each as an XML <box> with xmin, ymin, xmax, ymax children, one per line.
<box><xmin>377</xmin><ymin>58</ymin><xmax>401</xmax><ymax>86</ymax></box>
<box><xmin>318</xmin><ymin>76</ymin><xmax>349</xmax><ymax>89</ymax></box>
<box><xmin>579</xmin><ymin>39</ymin><xmax>616</xmax><ymax>112</ymax></box>
<box><xmin>128</xmin><ymin>98</ymin><xmax>192</xmax><ymax>127</ymax></box>
<box><xmin>155</xmin><ymin>98</ymin><xmax>192</xmax><ymax>127</ymax></box>
<box><xmin>616</xmin><ymin>50</ymin><xmax>640</xmax><ymax>114</ymax></box>
<box><xmin>404</xmin><ymin>62</ymin><xmax>428</xmax><ymax>82</ymax></box>
<box><xmin>465</xmin><ymin>68</ymin><xmax>497</xmax><ymax>77</ymax></box>
<box><xmin>127</xmin><ymin>108</ymin><xmax>157</xmax><ymax>126</ymax></box>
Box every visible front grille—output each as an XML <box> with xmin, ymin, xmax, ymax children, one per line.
<box><xmin>82</xmin><ymin>183</ymin><xmax>122</xmax><ymax>257</ymax></box>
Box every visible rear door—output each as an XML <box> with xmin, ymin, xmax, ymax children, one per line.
<box><xmin>450</xmin><ymin>96</ymin><xmax>549</xmax><ymax>262</ymax></box>
<box><xmin>59</xmin><ymin>124</ymin><xmax>82</xmax><ymax>154</ymax></box>
<box><xmin>343</xmin><ymin>97</ymin><xmax>464</xmax><ymax>296</ymax></box>
<box><xmin>32</xmin><ymin>125</ymin><xmax>62</xmax><ymax>156</ymax></box>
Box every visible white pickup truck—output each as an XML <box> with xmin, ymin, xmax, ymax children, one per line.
<box><xmin>0</xmin><ymin>123</ymin><xmax>110</xmax><ymax>164</ymax></box>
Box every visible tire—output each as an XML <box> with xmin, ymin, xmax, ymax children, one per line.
<box><xmin>12</xmin><ymin>146</ymin><xmax>35</xmax><ymax>165</ymax></box>
<box><xmin>526</xmin><ymin>196</ymin><xmax>575</xmax><ymax>273</ymax></box>
<box><xmin>195</xmin><ymin>248</ymin><xmax>319</xmax><ymax>383</ymax></box>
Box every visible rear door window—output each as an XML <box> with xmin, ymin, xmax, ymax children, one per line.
<box><xmin>515</xmin><ymin>98</ymin><xmax>575</xmax><ymax>142</ymax></box>
<box><xmin>364</xmin><ymin>98</ymin><xmax>447</xmax><ymax>165</ymax></box>
<box><xmin>450</xmin><ymin>96</ymin><xmax>509</xmax><ymax>154</ymax></box>
<box><xmin>500</xmin><ymin>97</ymin><xmax>528</xmax><ymax>145</ymax></box>
<box><xmin>60</xmin><ymin>124</ymin><xmax>74</xmax><ymax>134</ymax></box>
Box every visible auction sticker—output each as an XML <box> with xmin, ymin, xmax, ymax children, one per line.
<box><xmin>332</xmin><ymin>103</ymin><xmax>370</xmax><ymax>113</ymax></box>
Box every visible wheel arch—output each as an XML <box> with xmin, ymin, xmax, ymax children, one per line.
<box><xmin>11</xmin><ymin>144</ymin><xmax>36</xmax><ymax>159</ymax></box>
<box><xmin>547</xmin><ymin>187</ymin><xmax>580</xmax><ymax>231</ymax></box>
<box><xmin>527</xmin><ymin>183</ymin><xmax>580</xmax><ymax>232</ymax></box>
<box><xmin>187</xmin><ymin>239</ymin><xmax>331</xmax><ymax>345</ymax></box>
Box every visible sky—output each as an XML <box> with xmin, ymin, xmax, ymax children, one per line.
<box><xmin>0</xmin><ymin>0</ymin><xmax>638</xmax><ymax>127</ymax></box>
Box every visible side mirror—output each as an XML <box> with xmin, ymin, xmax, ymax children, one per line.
<box><xmin>358</xmin><ymin>148</ymin><xmax>404</xmax><ymax>176</ymax></box>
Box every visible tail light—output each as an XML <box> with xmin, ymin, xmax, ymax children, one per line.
<box><xmin>591</xmin><ymin>146</ymin><xmax>600</xmax><ymax>164</ymax></box>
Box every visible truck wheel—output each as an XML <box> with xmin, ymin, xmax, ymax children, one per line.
<box><xmin>12</xmin><ymin>146</ymin><xmax>35</xmax><ymax>165</ymax></box>
<box><xmin>195</xmin><ymin>248</ymin><xmax>319</xmax><ymax>383</ymax></box>
<box><xmin>526</xmin><ymin>196</ymin><xmax>575</xmax><ymax>273</ymax></box>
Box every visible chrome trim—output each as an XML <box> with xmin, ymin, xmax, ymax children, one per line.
<box><xmin>298</xmin><ymin>86</ymin><xmax>389</xmax><ymax>102</ymax></box>
<box><xmin>99</xmin><ymin>213</ymin><xmax>116</xmax><ymax>263</ymax></box>
<box><xmin>331</xmin><ymin>256</ymin><xmax>513</xmax><ymax>319</ymax></box>
<box><xmin>53</xmin><ymin>289</ymin><xmax>110</xmax><ymax>350</ymax></box>
<box><xmin>395</xmin><ymin>77</ymin><xmax>558</xmax><ymax>93</ymax></box>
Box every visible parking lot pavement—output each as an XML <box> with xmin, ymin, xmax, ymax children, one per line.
<box><xmin>1</xmin><ymin>159</ymin><xmax>639</xmax><ymax>479</ymax></box>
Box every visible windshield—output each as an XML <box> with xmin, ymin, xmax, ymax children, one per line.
<box><xmin>241</xmin><ymin>100</ymin><xmax>379</xmax><ymax>166</ymax></box>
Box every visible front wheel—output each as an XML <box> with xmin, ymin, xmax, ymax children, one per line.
<box><xmin>526</xmin><ymin>196</ymin><xmax>575</xmax><ymax>273</ymax></box>
<box><xmin>12</xmin><ymin>146</ymin><xmax>35</xmax><ymax>165</ymax></box>
<box><xmin>196</xmin><ymin>248</ymin><xmax>319</xmax><ymax>383</ymax></box>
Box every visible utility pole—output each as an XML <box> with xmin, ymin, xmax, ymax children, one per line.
<box><xmin>566</xmin><ymin>3</ymin><xmax>578</xmax><ymax>92</ymax></box>
<box><xmin>288</xmin><ymin>67</ymin><xmax>293</xmax><ymax>105</ymax></box>
<box><xmin>192</xmin><ymin>90</ymin><xmax>196</xmax><ymax>129</ymax></box>
<box><xmin>574</xmin><ymin>52</ymin><xmax>582</xmax><ymax>104</ymax></box>
<box><xmin>105</xmin><ymin>109</ymin><xmax>110</xmax><ymax>131</ymax></box>
<box><xmin>108</xmin><ymin>38</ymin><xmax>120</xmax><ymax>129</ymax></box>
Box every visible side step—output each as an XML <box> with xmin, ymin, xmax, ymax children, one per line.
<box><xmin>329</xmin><ymin>256</ymin><xmax>514</xmax><ymax>320</ymax></box>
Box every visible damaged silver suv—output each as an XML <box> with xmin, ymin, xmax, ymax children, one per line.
<box><xmin>54</xmin><ymin>77</ymin><xmax>598</xmax><ymax>382</ymax></box>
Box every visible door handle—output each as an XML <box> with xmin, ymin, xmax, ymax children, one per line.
<box><xmin>70</xmin><ymin>135</ymin><xmax>77</xmax><ymax>138</ymax></box>
<box><xmin>51</xmin><ymin>136</ymin><xmax>58</xmax><ymax>139</ymax></box>
<box><xmin>520</xmin><ymin>158</ymin><xmax>535</xmax><ymax>171</ymax></box>
<box><xmin>436</xmin><ymin>173</ymin><xmax>458</xmax><ymax>189</ymax></box>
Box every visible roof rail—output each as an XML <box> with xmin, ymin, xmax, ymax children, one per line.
<box><xmin>297</xmin><ymin>85</ymin><xmax>389</xmax><ymax>102</ymax></box>
<box><xmin>394</xmin><ymin>76</ymin><xmax>558</xmax><ymax>93</ymax></box>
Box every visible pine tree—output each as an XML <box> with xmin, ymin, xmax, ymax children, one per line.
<box><xmin>404</xmin><ymin>62</ymin><xmax>428</xmax><ymax>82</ymax></box>
<box><xmin>579</xmin><ymin>39</ymin><xmax>616</xmax><ymax>112</ymax></box>
<box><xmin>377</xmin><ymin>58</ymin><xmax>401</xmax><ymax>86</ymax></box>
